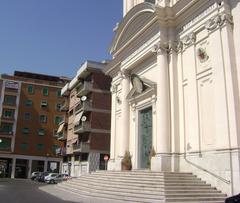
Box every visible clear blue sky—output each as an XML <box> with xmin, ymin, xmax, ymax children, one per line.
<box><xmin>0</xmin><ymin>0</ymin><xmax>122</xmax><ymax>78</ymax></box>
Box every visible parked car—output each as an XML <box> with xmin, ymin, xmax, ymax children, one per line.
<box><xmin>31</xmin><ymin>172</ymin><xmax>41</xmax><ymax>180</ymax></box>
<box><xmin>36</xmin><ymin>172</ymin><xmax>50</xmax><ymax>182</ymax></box>
<box><xmin>44</xmin><ymin>173</ymin><xmax>59</xmax><ymax>184</ymax></box>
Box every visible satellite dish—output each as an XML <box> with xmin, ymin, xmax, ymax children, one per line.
<box><xmin>81</xmin><ymin>96</ymin><xmax>87</xmax><ymax>101</ymax></box>
<box><xmin>81</xmin><ymin>116</ymin><xmax>87</xmax><ymax>122</ymax></box>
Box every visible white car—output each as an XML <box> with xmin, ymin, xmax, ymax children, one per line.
<box><xmin>44</xmin><ymin>173</ymin><xmax>59</xmax><ymax>184</ymax></box>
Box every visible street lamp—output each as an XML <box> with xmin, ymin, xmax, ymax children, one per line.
<box><xmin>0</xmin><ymin>139</ymin><xmax>2</xmax><ymax>143</ymax></box>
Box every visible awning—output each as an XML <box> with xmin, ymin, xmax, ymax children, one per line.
<box><xmin>57</xmin><ymin>123</ymin><xmax>65</xmax><ymax>134</ymax></box>
<box><xmin>74</xmin><ymin>111</ymin><xmax>83</xmax><ymax>126</ymax></box>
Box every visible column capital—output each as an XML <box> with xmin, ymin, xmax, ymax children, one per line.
<box><xmin>152</xmin><ymin>41</ymin><xmax>170</xmax><ymax>55</ymax></box>
<box><xmin>205</xmin><ymin>13</ymin><xmax>233</xmax><ymax>31</ymax></box>
<box><xmin>110</xmin><ymin>84</ymin><xmax>117</xmax><ymax>93</ymax></box>
<box><xmin>119</xmin><ymin>69</ymin><xmax>130</xmax><ymax>79</ymax></box>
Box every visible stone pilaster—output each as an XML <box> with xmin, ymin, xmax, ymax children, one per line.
<box><xmin>151</xmin><ymin>41</ymin><xmax>171</xmax><ymax>171</ymax></box>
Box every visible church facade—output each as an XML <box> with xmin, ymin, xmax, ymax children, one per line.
<box><xmin>103</xmin><ymin>0</ymin><xmax>240</xmax><ymax>196</ymax></box>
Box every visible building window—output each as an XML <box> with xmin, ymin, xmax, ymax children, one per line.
<box><xmin>55</xmin><ymin>116</ymin><xmax>62</xmax><ymax>125</ymax></box>
<box><xmin>56</xmin><ymin>90</ymin><xmax>61</xmax><ymax>97</ymax></box>
<box><xmin>39</xmin><ymin>115</ymin><xmax>47</xmax><ymax>123</ymax></box>
<box><xmin>38</xmin><ymin>128</ymin><xmax>45</xmax><ymax>136</ymax></box>
<box><xmin>3</xmin><ymin>95</ymin><xmax>16</xmax><ymax>106</ymax></box>
<box><xmin>28</xmin><ymin>85</ymin><xmax>34</xmax><ymax>94</ymax></box>
<box><xmin>24</xmin><ymin>113</ymin><xmax>31</xmax><ymax>120</ymax></box>
<box><xmin>22</xmin><ymin>127</ymin><xmax>29</xmax><ymax>134</ymax></box>
<box><xmin>69</xmin><ymin>110</ymin><xmax>73</xmax><ymax>116</ymax></box>
<box><xmin>3</xmin><ymin>109</ymin><xmax>14</xmax><ymax>119</ymax></box>
<box><xmin>56</xmin><ymin>103</ymin><xmax>61</xmax><ymax>111</ymax></box>
<box><xmin>36</xmin><ymin>144</ymin><xmax>44</xmax><ymax>151</ymax></box>
<box><xmin>0</xmin><ymin>138</ymin><xmax>11</xmax><ymax>150</ymax></box>
<box><xmin>40</xmin><ymin>100</ymin><xmax>48</xmax><ymax>108</ymax></box>
<box><xmin>52</xmin><ymin>145</ymin><xmax>58</xmax><ymax>154</ymax></box>
<box><xmin>42</xmin><ymin>88</ymin><xmax>49</xmax><ymax>96</ymax></box>
<box><xmin>25</xmin><ymin>99</ymin><xmax>33</xmax><ymax>107</ymax></box>
<box><xmin>0</xmin><ymin>123</ymin><xmax>13</xmax><ymax>134</ymax></box>
<box><xmin>20</xmin><ymin>143</ymin><xmax>28</xmax><ymax>150</ymax></box>
<box><xmin>81</xmin><ymin>153</ymin><xmax>89</xmax><ymax>161</ymax></box>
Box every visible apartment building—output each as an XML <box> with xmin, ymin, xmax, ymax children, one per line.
<box><xmin>57</xmin><ymin>61</ymin><xmax>111</xmax><ymax>177</ymax></box>
<box><xmin>0</xmin><ymin>71</ymin><xmax>69</xmax><ymax>178</ymax></box>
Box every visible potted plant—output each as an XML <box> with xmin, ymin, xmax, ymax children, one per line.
<box><xmin>147</xmin><ymin>147</ymin><xmax>156</xmax><ymax>169</ymax></box>
<box><xmin>121</xmin><ymin>151</ymin><xmax>132</xmax><ymax>170</ymax></box>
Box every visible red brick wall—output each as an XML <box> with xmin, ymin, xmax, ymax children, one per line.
<box><xmin>90</xmin><ymin>133</ymin><xmax>110</xmax><ymax>151</ymax></box>
<box><xmin>90</xmin><ymin>112</ymin><xmax>111</xmax><ymax>130</ymax></box>
<box><xmin>92</xmin><ymin>72</ymin><xmax>111</xmax><ymax>91</ymax></box>
<box><xmin>14</xmin><ymin>83</ymin><xmax>65</xmax><ymax>157</ymax></box>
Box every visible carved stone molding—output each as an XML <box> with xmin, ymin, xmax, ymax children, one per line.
<box><xmin>110</xmin><ymin>84</ymin><xmax>117</xmax><ymax>93</ymax></box>
<box><xmin>152</xmin><ymin>41</ymin><xmax>170</xmax><ymax>55</ymax></box>
<box><xmin>181</xmin><ymin>32</ymin><xmax>196</xmax><ymax>46</ymax></box>
<box><xmin>205</xmin><ymin>13</ymin><xmax>233</xmax><ymax>31</ymax></box>
<box><xmin>169</xmin><ymin>40</ymin><xmax>183</xmax><ymax>53</ymax></box>
<box><xmin>119</xmin><ymin>69</ymin><xmax>130</xmax><ymax>79</ymax></box>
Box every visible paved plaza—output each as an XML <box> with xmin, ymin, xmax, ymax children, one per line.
<box><xmin>0</xmin><ymin>179</ymin><xmax>82</xmax><ymax>203</ymax></box>
<box><xmin>0</xmin><ymin>179</ymin><xmax>125</xmax><ymax>203</ymax></box>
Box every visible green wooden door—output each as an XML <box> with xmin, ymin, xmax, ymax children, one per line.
<box><xmin>139</xmin><ymin>107</ymin><xmax>152</xmax><ymax>168</ymax></box>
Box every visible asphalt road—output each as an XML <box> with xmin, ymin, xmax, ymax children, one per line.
<box><xmin>0</xmin><ymin>179</ymin><xmax>80</xmax><ymax>203</ymax></box>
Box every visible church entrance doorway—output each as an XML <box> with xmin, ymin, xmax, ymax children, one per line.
<box><xmin>139</xmin><ymin>107</ymin><xmax>152</xmax><ymax>169</ymax></box>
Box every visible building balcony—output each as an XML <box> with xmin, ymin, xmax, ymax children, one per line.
<box><xmin>0</xmin><ymin>147</ymin><xmax>11</xmax><ymax>152</ymax></box>
<box><xmin>0</xmin><ymin>117</ymin><xmax>15</xmax><ymax>123</ymax></box>
<box><xmin>74</xmin><ymin>121</ymin><xmax>91</xmax><ymax>134</ymax></box>
<box><xmin>57</xmin><ymin>131</ymin><xmax>67</xmax><ymax>141</ymax></box>
<box><xmin>76</xmin><ymin>81</ymin><xmax>93</xmax><ymax>97</ymax></box>
<box><xmin>2</xmin><ymin>101</ymin><xmax>16</xmax><ymax>108</ymax></box>
<box><xmin>0</xmin><ymin>131</ymin><xmax>13</xmax><ymax>137</ymax></box>
<box><xmin>58</xmin><ymin>116</ymin><xmax>68</xmax><ymax>125</ymax></box>
<box><xmin>81</xmin><ymin>101</ymin><xmax>92</xmax><ymax>111</ymax></box>
<box><xmin>72</xmin><ymin>142</ymin><xmax>90</xmax><ymax>153</ymax></box>
<box><xmin>60</xmin><ymin>101</ymin><xmax>69</xmax><ymax>112</ymax></box>
<box><xmin>56</xmin><ymin>147</ymin><xmax>66</xmax><ymax>156</ymax></box>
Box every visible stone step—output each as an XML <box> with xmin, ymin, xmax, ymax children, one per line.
<box><xmin>57</xmin><ymin>184</ymin><xmax>164</xmax><ymax>203</ymax></box>
<box><xmin>75</xmin><ymin>175</ymin><xmax>207</xmax><ymax>185</ymax></box>
<box><xmin>62</xmin><ymin>180</ymin><xmax>222</xmax><ymax>195</ymax></box>
<box><xmin>61</xmin><ymin>181</ymin><xmax>224</xmax><ymax>198</ymax></box>
<box><xmin>74</xmin><ymin>176</ymin><xmax>206</xmax><ymax>185</ymax></box>
<box><xmin>94</xmin><ymin>170</ymin><xmax>194</xmax><ymax>177</ymax></box>
<box><xmin>70</xmin><ymin>177</ymin><xmax>214</xmax><ymax>189</ymax></box>
<box><xmin>57</xmin><ymin>184</ymin><xmax>225</xmax><ymax>203</ymax></box>
<box><xmin>88</xmin><ymin>173</ymin><xmax>201</xmax><ymax>181</ymax></box>
<box><xmin>56</xmin><ymin>171</ymin><xmax>226</xmax><ymax>203</ymax></box>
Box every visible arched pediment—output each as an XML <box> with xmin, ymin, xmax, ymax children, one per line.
<box><xmin>110</xmin><ymin>3</ymin><xmax>156</xmax><ymax>55</ymax></box>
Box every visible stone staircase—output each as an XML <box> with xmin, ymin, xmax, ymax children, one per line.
<box><xmin>56</xmin><ymin>170</ymin><xmax>227</xmax><ymax>203</ymax></box>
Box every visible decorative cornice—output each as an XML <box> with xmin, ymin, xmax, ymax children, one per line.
<box><xmin>205</xmin><ymin>13</ymin><xmax>233</xmax><ymax>31</ymax></box>
<box><xmin>110</xmin><ymin>84</ymin><xmax>117</xmax><ymax>93</ymax></box>
<box><xmin>181</xmin><ymin>32</ymin><xmax>196</xmax><ymax>46</ymax></box>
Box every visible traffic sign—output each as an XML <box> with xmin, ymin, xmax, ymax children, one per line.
<box><xmin>104</xmin><ymin>155</ymin><xmax>109</xmax><ymax>161</ymax></box>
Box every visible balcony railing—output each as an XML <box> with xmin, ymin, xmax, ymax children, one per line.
<box><xmin>0</xmin><ymin>131</ymin><xmax>13</xmax><ymax>136</ymax></box>
<box><xmin>56</xmin><ymin>147</ymin><xmax>66</xmax><ymax>156</ymax></box>
<box><xmin>74</xmin><ymin>122</ymin><xmax>91</xmax><ymax>134</ymax></box>
<box><xmin>60</xmin><ymin>101</ymin><xmax>69</xmax><ymax>112</ymax></box>
<box><xmin>81</xmin><ymin>101</ymin><xmax>92</xmax><ymax>111</ymax></box>
<box><xmin>57</xmin><ymin>132</ymin><xmax>67</xmax><ymax>141</ymax></box>
<box><xmin>76</xmin><ymin>81</ymin><xmax>93</xmax><ymax>97</ymax></box>
<box><xmin>0</xmin><ymin>116</ymin><xmax>15</xmax><ymax>123</ymax></box>
<box><xmin>2</xmin><ymin>101</ymin><xmax>16</xmax><ymax>107</ymax></box>
<box><xmin>72</xmin><ymin>142</ymin><xmax>90</xmax><ymax>153</ymax></box>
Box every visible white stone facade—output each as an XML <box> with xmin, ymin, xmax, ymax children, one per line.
<box><xmin>104</xmin><ymin>0</ymin><xmax>240</xmax><ymax>196</ymax></box>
